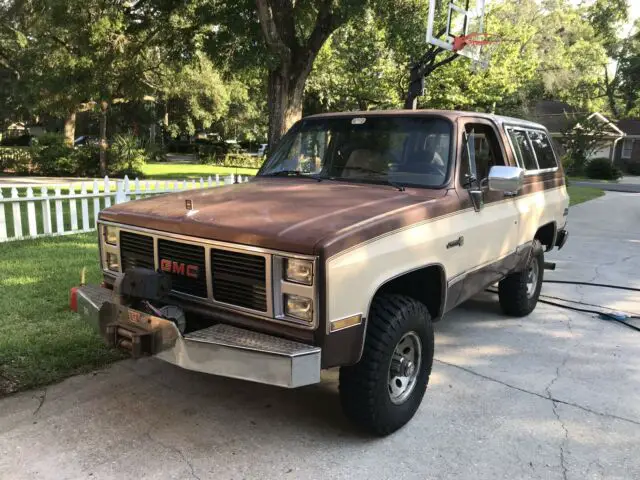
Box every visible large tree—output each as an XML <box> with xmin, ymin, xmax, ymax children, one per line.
<box><xmin>254</xmin><ymin>0</ymin><xmax>368</xmax><ymax>146</ymax></box>
<box><xmin>203</xmin><ymin>0</ymin><xmax>368</xmax><ymax>146</ymax></box>
<box><xmin>305</xmin><ymin>10</ymin><xmax>402</xmax><ymax>112</ymax></box>
<box><xmin>0</xmin><ymin>0</ymin><xmax>205</xmax><ymax>171</ymax></box>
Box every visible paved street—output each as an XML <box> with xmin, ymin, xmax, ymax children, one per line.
<box><xmin>572</xmin><ymin>176</ymin><xmax>640</xmax><ymax>193</ymax></box>
<box><xmin>1</xmin><ymin>192</ymin><xmax>639</xmax><ymax>480</ymax></box>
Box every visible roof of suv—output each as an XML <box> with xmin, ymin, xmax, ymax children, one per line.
<box><xmin>305</xmin><ymin>109</ymin><xmax>548</xmax><ymax>131</ymax></box>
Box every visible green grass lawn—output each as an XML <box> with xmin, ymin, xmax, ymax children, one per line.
<box><xmin>568</xmin><ymin>175</ymin><xmax>618</xmax><ymax>183</ymax></box>
<box><xmin>142</xmin><ymin>162</ymin><xmax>259</xmax><ymax>179</ymax></box>
<box><xmin>0</xmin><ymin>233</ymin><xmax>123</xmax><ymax>395</ymax></box>
<box><xmin>567</xmin><ymin>185</ymin><xmax>605</xmax><ymax>206</ymax></box>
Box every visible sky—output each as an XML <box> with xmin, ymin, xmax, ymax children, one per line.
<box><xmin>627</xmin><ymin>1</ymin><xmax>639</xmax><ymax>34</ymax></box>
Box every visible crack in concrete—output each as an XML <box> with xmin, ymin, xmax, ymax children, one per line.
<box><xmin>546</xmin><ymin>359</ymin><xmax>571</xmax><ymax>480</ymax></box>
<box><xmin>544</xmin><ymin>311</ymin><xmax>577</xmax><ymax>480</ymax></box>
<box><xmin>434</xmin><ymin>359</ymin><xmax>640</xmax><ymax>427</ymax></box>
<box><xmin>589</xmin><ymin>257</ymin><xmax>620</xmax><ymax>285</ymax></box>
<box><xmin>32</xmin><ymin>388</ymin><xmax>47</xmax><ymax>416</ymax></box>
<box><xmin>144</xmin><ymin>431</ymin><xmax>201</xmax><ymax>480</ymax></box>
<box><xmin>549</xmin><ymin>401</ymin><xmax>569</xmax><ymax>480</ymax></box>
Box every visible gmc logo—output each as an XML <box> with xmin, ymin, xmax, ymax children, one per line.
<box><xmin>160</xmin><ymin>259</ymin><xmax>199</xmax><ymax>279</ymax></box>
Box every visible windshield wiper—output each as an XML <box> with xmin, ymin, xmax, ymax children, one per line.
<box><xmin>262</xmin><ymin>170</ymin><xmax>304</xmax><ymax>176</ymax></box>
<box><xmin>382</xmin><ymin>179</ymin><xmax>406</xmax><ymax>192</ymax></box>
<box><xmin>340</xmin><ymin>166</ymin><xmax>406</xmax><ymax>191</ymax></box>
<box><xmin>262</xmin><ymin>170</ymin><xmax>324</xmax><ymax>181</ymax></box>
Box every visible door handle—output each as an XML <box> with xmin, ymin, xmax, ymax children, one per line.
<box><xmin>446</xmin><ymin>236</ymin><xmax>464</xmax><ymax>249</ymax></box>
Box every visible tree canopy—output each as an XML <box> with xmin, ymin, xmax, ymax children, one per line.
<box><xmin>0</xmin><ymin>0</ymin><xmax>637</xmax><ymax>154</ymax></box>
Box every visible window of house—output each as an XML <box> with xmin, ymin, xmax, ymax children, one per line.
<box><xmin>460</xmin><ymin>124</ymin><xmax>506</xmax><ymax>185</ymax></box>
<box><xmin>528</xmin><ymin>130</ymin><xmax>558</xmax><ymax>169</ymax></box>
<box><xmin>507</xmin><ymin>128</ymin><xmax>538</xmax><ymax>170</ymax></box>
<box><xmin>622</xmin><ymin>138</ymin><xmax>634</xmax><ymax>159</ymax></box>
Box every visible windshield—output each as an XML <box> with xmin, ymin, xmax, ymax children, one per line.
<box><xmin>258</xmin><ymin>116</ymin><xmax>453</xmax><ymax>188</ymax></box>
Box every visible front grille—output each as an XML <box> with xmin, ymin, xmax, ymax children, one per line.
<box><xmin>120</xmin><ymin>231</ymin><xmax>154</xmax><ymax>271</ymax></box>
<box><xmin>158</xmin><ymin>239</ymin><xmax>207</xmax><ymax>298</ymax></box>
<box><xmin>211</xmin><ymin>249</ymin><xmax>267</xmax><ymax>312</ymax></box>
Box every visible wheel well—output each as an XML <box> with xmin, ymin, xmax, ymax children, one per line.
<box><xmin>374</xmin><ymin>265</ymin><xmax>445</xmax><ymax>320</ymax></box>
<box><xmin>535</xmin><ymin>222</ymin><xmax>557</xmax><ymax>251</ymax></box>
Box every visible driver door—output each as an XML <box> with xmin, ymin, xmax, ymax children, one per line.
<box><xmin>451</xmin><ymin>118</ymin><xmax>521</xmax><ymax>304</ymax></box>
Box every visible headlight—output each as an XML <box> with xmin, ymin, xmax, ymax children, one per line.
<box><xmin>106</xmin><ymin>252</ymin><xmax>120</xmax><ymax>271</ymax></box>
<box><xmin>284</xmin><ymin>258</ymin><xmax>313</xmax><ymax>285</ymax></box>
<box><xmin>284</xmin><ymin>294</ymin><xmax>313</xmax><ymax>322</ymax></box>
<box><xmin>103</xmin><ymin>225</ymin><xmax>118</xmax><ymax>245</ymax></box>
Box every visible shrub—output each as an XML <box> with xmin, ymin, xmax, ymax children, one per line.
<box><xmin>74</xmin><ymin>145</ymin><xmax>102</xmax><ymax>177</ymax></box>
<box><xmin>30</xmin><ymin>134</ymin><xmax>78</xmax><ymax>176</ymax></box>
<box><xmin>200</xmin><ymin>151</ymin><xmax>264</xmax><ymax>169</ymax></box>
<box><xmin>144</xmin><ymin>142</ymin><xmax>167</xmax><ymax>163</ymax></box>
<box><xmin>0</xmin><ymin>134</ymin><xmax>33</xmax><ymax>147</ymax></box>
<box><xmin>0</xmin><ymin>147</ymin><xmax>32</xmax><ymax>174</ymax></box>
<box><xmin>585</xmin><ymin>157</ymin><xmax>622</xmax><ymax>180</ymax></box>
<box><xmin>108</xmin><ymin>134</ymin><xmax>146</xmax><ymax>177</ymax></box>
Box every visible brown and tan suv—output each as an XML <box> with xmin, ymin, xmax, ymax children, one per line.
<box><xmin>71</xmin><ymin>110</ymin><xmax>569</xmax><ymax>435</ymax></box>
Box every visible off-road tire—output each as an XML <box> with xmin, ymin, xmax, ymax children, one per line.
<box><xmin>339</xmin><ymin>294</ymin><xmax>434</xmax><ymax>436</ymax></box>
<box><xmin>498</xmin><ymin>239</ymin><xmax>544</xmax><ymax>317</ymax></box>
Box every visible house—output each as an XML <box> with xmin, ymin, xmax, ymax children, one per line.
<box><xmin>615</xmin><ymin>119</ymin><xmax>640</xmax><ymax>172</ymax></box>
<box><xmin>523</xmin><ymin>100</ymin><xmax>624</xmax><ymax>162</ymax></box>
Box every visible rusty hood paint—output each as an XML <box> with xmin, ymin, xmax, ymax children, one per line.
<box><xmin>98</xmin><ymin>178</ymin><xmax>449</xmax><ymax>255</ymax></box>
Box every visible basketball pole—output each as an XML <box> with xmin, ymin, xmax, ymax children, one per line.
<box><xmin>405</xmin><ymin>64</ymin><xmax>425</xmax><ymax>110</ymax></box>
<box><xmin>404</xmin><ymin>44</ymin><xmax>458</xmax><ymax>110</ymax></box>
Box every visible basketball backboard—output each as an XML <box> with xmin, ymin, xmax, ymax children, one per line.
<box><xmin>426</xmin><ymin>0</ymin><xmax>487</xmax><ymax>66</ymax></box>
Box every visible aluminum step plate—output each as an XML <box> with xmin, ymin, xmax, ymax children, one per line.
<box><xmin>79</xmin><ymin>284</ymin><xmax>115</xmax><ymax>309</ymax></box>
<box><xmin>185</xmin><ymin>324</ymin><xmax>320</xmax><ymax>357</ymax></box>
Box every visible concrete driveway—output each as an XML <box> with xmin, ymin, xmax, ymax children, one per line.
<box><xmin>1</xmin><ymin>193</ymin><xmax>639</xmax><ymax>480</ymax></box>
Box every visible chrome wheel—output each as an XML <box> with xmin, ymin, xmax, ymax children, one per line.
<box><xmin>526</xmin><ymin>258</ymin><xmax>539</xmax><ymax>298</ymax></box>
<box><xmin>388</xmin><ymin>331</ymin><xmax>422</xmax><ymax>405</ymax></box>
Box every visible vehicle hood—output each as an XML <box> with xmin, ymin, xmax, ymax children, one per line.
<box><xmin>99</xmin><ymin>178</ymin><xmax>451</xmax><ymax>255</ymax></box>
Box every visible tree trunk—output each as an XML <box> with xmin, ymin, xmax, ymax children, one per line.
<box><xmin>267</xmin><ymin>66</ymin><xmax>309</xmax><ymax>148</ymax></box>
<box><xmin>163</xmin><ymin>102</ymin><xmax>169</xmax><ymax>129</ymax></box>
<box><xmin>63</xmin><ymin>110</ymin><xmax>76</xmax><ymax>147</ymax></box>
<box><xmin>99</xmin><ymin>101</ymin><xmax>109</xmax><ymax>176</ymax></box>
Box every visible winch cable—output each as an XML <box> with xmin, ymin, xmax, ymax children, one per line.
<box><xmin>543</xmin><ymin>279</ymin><xmax>640</xmax><ymax>293</ymax></box>
<box><xmin>538</xmin><ymin>292</ymin><xmax>640</xmax><ymax>318</ymax></box>
<box><xmin>536</xmin><ymin>297</ymin><xmax>640</xmax><ymax>333</ymax></box>
<box><xmin>540</xmin><ymin>279</ymin><xmax>640</xmax><ymax>330</ymax></box>
<box><xmin>486</xmin><ymin>281</ymin><xmax>640</xmax><ymax>332</ymax></box>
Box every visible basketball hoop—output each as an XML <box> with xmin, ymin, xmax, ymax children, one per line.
<box><xmin>452</xmin><ymin>32</ymin><xmax>502</xmax><ymax>72</ymax></box>
<box><xmin>452</xmin><ymin>32</ymin><xmax>501</xmax><ymax>52</ymax></box>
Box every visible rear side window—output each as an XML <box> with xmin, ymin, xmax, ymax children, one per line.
<box><xmin>528</xmin><ymin>130</ymin><xmax>557</xmax><ymax>169</ymax></box>
<box><xmin>507</xmin><ymin>129</ymin><xmax>538</xmax><ymax>170</ymax></box>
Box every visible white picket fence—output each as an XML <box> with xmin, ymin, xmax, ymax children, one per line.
<box><xmin>0</xmin><ymin>174</ymin><xmax>250</xmax><ymax>243</ymax></box>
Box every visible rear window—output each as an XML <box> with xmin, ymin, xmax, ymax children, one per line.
<box><xmin>528</xmin><ymin>130</ymin><xmax>557</xmax><ymax>169</ymax></box>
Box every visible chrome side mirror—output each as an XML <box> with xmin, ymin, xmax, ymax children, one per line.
<box><xmin>488</xmin><ymin>166</ymin><xmax>524</xmax><ymax>195</ymax></box>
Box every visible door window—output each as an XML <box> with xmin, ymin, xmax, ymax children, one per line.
<box><xmin>460</xmin><ymin>124</ymin><xmax>506</xmax><ymax>186</ymax></box>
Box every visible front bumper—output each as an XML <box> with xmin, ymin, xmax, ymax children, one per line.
<box><xmin>74</xmin><ymin>284</ymin><xmax>321</xmax><ymax>388</ymax></box>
